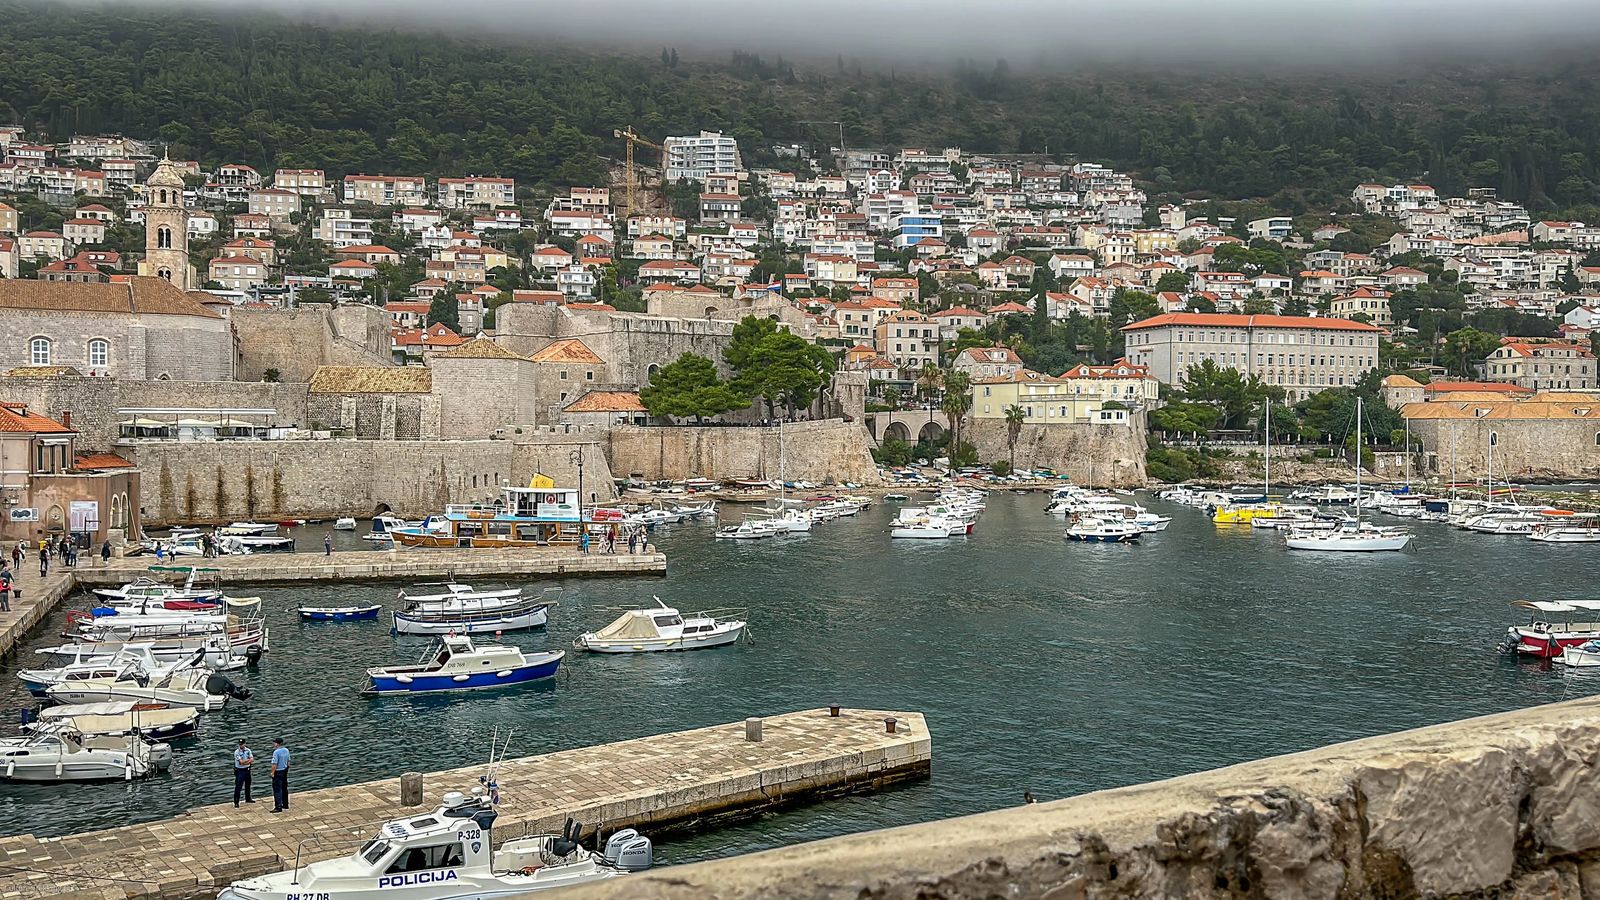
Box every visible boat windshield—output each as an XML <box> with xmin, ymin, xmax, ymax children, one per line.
<box><xmin>360</xmin><ymin>839</ymin><xmax>390</xmax><ymax>865</ymax></box>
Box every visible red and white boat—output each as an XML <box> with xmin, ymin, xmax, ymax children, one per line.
<box><xmin>1503</xmin><ymin>599</ymin><xmax>1600</xmax><ymax>658</ymax></box>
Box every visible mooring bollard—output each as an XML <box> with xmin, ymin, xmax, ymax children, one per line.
<box><xmin>400</xmin><ymin>772</ymin><xmax>424</xmax><ymax>806</ymax></box>
<box><xmin>884</xmin><ymin>717</ymin><xmax>898</xmax><ymax>735</ymax></box>
<box><xmin>745</xmin><ymin>717</ymin><xmax>763</xmax><ymax>742</ymax></box>
<box><xmin>829</xmin><ymin>704</ymin><xmax>841</xmax><ymax>718</ymax></box>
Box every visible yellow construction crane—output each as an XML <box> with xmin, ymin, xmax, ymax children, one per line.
<box><xmin>612</xmin><ymin>126</ymin><xmax>664</xmax><ymax>217</ymax></box>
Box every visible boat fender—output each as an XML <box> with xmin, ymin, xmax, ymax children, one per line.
<box><xmin>396</xmin><ymin>674</ymin><xmax>413</xmax><ymax>684</ymax></box>
<box><xmin>496</xmin><ymin>670</ymin><xmax>513</xmax><ymax>677</ymax></box>
<box><xmin>452</xmin><ymin>674</ymin><xmax>470</xmax><ymax>682</ymax></box>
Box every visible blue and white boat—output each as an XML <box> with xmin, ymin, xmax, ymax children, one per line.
<box><xmin>298</xmin><ymin>604</ymin><xmax>382</xmax><ymax>622</ymax></box>
<box><xmin>361</xmin><ymin>635</ymin><xmax>564</xmax><ymax>695</ymax></box>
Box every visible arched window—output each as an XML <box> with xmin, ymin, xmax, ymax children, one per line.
<box><xmin>88</xmin><ymin>339</ymin><xmax>108</xmax><ymax>368</ymax></box>
<box><xmin>157</xmin><ymin>267</ymin><xmax>172</xmax><ymax>281</ymax></box>
<box><xmin>1489</xmin><ymin>431</ymin><xmax>1499</xmax><ymax>447</ymax></box>
<box><xmin>156</xmin><ymin>226</ymin><xmax>172</xmax><ymax>249</ymax></box>
<box><xmin>29</xmin><ymin>337</ymin><xmax>50</xmax><ymax>365</ymax></box>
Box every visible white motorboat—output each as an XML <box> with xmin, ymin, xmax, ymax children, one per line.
<box><xmin>19</xmin><ymin>644</ymin><xmax>215</xmax><ymax>696</ymax></box>
<box><xmin>334</xmin><ymin>517</ymin><xmax>358</xmax><ymax>530</ymax></box>
<box><xmin>1463</xmin><ymin>510</ymin><xmax>1562</xmax><ymax>535</ymax></box>
<box><xmin>714</xmin><ymin>519</ymin><xmax>782</xmax><ymax>540</ymax></box>
<box><xmin>889</xmin><ymin>511</ymin><xmax>964</xmax><ymax>539</ymax></box>
<box><xmin>1293</xmin><ymin>485</ymin><xmax>1360</xmax><ymax>505</ymax></box>
<box><xmin>574</xmin><ymin>598</ymin><xmax>746</xmax><ymax>653</ymax></box>
<box><xmin>70</xmin><ymin>598</ymin><xmax>270</xmax><ymax>654</ymax></box>
<box><xmin>392</xmin><ymin>599</ymin><xmax>554</xmax><ymax>636</ymax></box>
<box><xmin>1065</xmin><ymin>515</ymin><xmax>1142</xmax><ymax>543</ymax></box>
<box><xmin>669</xmin><ymin>500</ymin><xmax>717</xmax><ymax>520</ymax></box>
<box><xmin>220</xmin><ymin>521</ymin><xmax>280</xmax><ymax>536</ymax></box>
<box><xmin>92</xmin><ymin>568</ymin><xmax>223</xmax><ymax>604</ymax></box>
<box><xmin>218</xmin><ymin>791</ymin><xmax>648</xmax><ymax>900</ymax></box>
<box><xmin>234</xmin><ymin>534</ymin><xmax>296</xmax><ymax>552</ymax></box>
<box><xmin>0</xmin><ymin>724</ymin><xmax>171</xmax><ymax>782</ymax></box>
<box><xmin>1530</xmin><ymin>516</ymin><xmax>1600</xmax><ymax>543</ymax></box>
<box><xmin>1133</xmin><ymin>512</ymin><xmax>1172</xmax><ymax>533</ymax></box>
<box><xmin>1562</xmin><ymin>639</ymin><xmax>1600</xmax><ymax>668</ymax></box>
<box><xmin>397</xmin><ymin>583</ymin><xmax>523</xmax><ymax>606</ymax></box>
<box><xmin>45</xmin><ymin>667</ymin><xmax>250</xmax><ymax>711</ymax></box>
<box><xmin>32</xmin><ymin>704</ymin><xmax>199</xmax><ymax>741</ymax></box>
<box><xmin>33</xmin><ymin>635</ymin><xmax>250</xmax><ymax>668</ymax></box>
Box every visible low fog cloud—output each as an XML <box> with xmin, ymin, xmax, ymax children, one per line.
<box><xmin>118</xmin><ymin>0</ymin><xmax>1600</xmax><ymax>68</ymax></box>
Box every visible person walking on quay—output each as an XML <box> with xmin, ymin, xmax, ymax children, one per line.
<box><xmin>579</xmin><ymin>530</ymin><xmax>590</xmax><ymax>554</ymax></box>
<box><xmin>11</xmin><ymin>541</ymin><xmax>22</xmax><ymax>570</ymax></box>
<box><xmin>323</xmin><ymin>531</ymin><xmax>333</xmax><ymax>557</ymax></box>
<box><xmin>233</xmin><ymin>739</ymin><xmax>255</xmax><ymax>807</ymax></box>
<box><xmin>38</xmin><ymin>544</ymin><xmax>49</xmax><ymax>578</ymax></box>
<box><xmin>0</xmin><ymin>565</ymin><xmax>12</xmax><ymax>613</ymax></box>
<box><xmin>100</xmin><ymin>540</ymin><xmax>111</xmax><ymax>567</ymax></box>
<box><xmin>269</xmin><ymin>738</ymin><xmax>290</xmax><ymax>812</ymax></box>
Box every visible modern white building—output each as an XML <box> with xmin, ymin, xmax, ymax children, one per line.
<box><xmin>1123</xmin><ymin>312</ymin><xmax>1382</xmax><ymax>401</ymax></box>
<box><xmin>663</xmin><ymin>131</ymin><xmax>742</xmax><ymax>183</ymax></box>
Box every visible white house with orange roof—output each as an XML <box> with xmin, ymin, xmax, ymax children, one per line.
<box><xmin>1123</xmin><ymin>312</ymin><xmax>1382</xmax><ymax>400</ymax></box>
<box><xmin>1481</xmin><ymin>340</ymin><xmax>1597</xmax><ymax>391</ymax></box>
<box><xmin>931</xmin><ymin>306</ymin><xmax>986</xmax><ymax>340</ymax></box>
<box><xmin>874</xmin><ymin>309</ymin><xmax>939</xmax><ymax>371</ymax></box>
<box><xmin>953</xmin><ymin>345</ymin><xmax>1024</xmax><ymax>381</ymax></box>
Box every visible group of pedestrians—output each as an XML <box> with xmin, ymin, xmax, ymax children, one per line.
<box><xmin>578</xmin><ymin>525</ymin><xmax>645</xmax><ymax>555</ymax></box>
<box><xmin>232</xmin><ymin>737</ymin><xmax>292</xmax><ymax>812</ymax></box>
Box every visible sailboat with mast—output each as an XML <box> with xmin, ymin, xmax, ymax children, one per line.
<box><xmin>1284</xmin><ymin>397</ymin><xmax>1412</xmax><ymax>552</ymax></box>
<box><xmin>1212</xmin><ymin>400</ymin><xmax>1280</xmax><ymax>524</ymax></box>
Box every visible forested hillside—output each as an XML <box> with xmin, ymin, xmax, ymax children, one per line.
<box><xmin>3</xmin><ymin>2</ymin><xmax>1599</xmax><ymax>213</ymax></box>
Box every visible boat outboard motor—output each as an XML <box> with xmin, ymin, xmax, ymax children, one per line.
<box><xmin>244</xmin><ymin>645</ymin><xmax>265</xmax><ymax>666</ymax></box>
<box><xmin>204</xmin><ymin>673</ymin><xmax>252</xmax><ymax>700</ymax></box>
<box><xmin>602</xmin><ymin>829</ymin><xmax>653</xmax><ymax>872</ymax></box>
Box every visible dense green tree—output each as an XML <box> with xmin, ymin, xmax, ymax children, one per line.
<box><xmin>1180</xmin><ymin>360</ymin><xmax>1281</xmax><ymax>429</ymax></box>
<box><xmin>640</xmin><ymin>353</ymin><xmax>747</xmax><ymax>423</ymax></box>
<box><xmin>1154</xmin><ymin>271</ymin><xmax>1192</xmax><ymax>293</ymax></box>
<box><xmin>1440</xmin><ymin>326</ymin><xmax>1499</xmax><ymax>376</ymax></box>
<box><xmin>725</xmin><ymin>316</ymin><xmax>835</xmax><ymax>419</ymax></box>
<box><xmin>426</xmin><ymin>294</ymin><xmax>459</xmax><ymax>330</ymax></box>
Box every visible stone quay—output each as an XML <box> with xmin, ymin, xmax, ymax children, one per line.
<box><xmin>0</xmin><ymin>708</ymin><xmax>931</xmax><ymax>900</ymax></box>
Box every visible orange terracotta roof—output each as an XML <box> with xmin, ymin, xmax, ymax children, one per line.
<box><xmin>74</xmin><ymin>452</ymin><xmax>133</xmax><ymax>470</ymax></box>
<box><xmin>0</xmin><ymin>403</ymin><xmax>73</xmax><ymax>434</ymax></box>
<box><xmin>1423</xmin><ymin>380</ymin><xmax>1534</xmax><ymax>395</ymax></box>
<box><xmin>529</xmin><ymin>338</ymin><xmax>605</xmax><ymax>364</ymax></box>
<box><xmin>563</xmin><ymin>391</ymin><xmax>646</xmax><ymax>413</ymax></box>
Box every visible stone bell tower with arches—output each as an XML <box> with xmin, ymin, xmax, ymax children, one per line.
<box><xmin>138</xmin><ymin>154</ymin><xmax>194</xmax><ymax>290</ymax></box>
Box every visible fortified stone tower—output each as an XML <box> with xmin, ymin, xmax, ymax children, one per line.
<box><xmin>139</xmin><ymin>154</ymin><xmax>193</xmax><ymax>290</ymax></box>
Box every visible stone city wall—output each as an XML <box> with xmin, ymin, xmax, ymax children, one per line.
<box><xmin>966</xmin><ymin>418</ymin><xmax>1148</xmax><ymax>487</ymax></box>
<box><xmin>566</xmin><ymin>694</ymin><xmax>1600</xmax><ymax>900</ymax></box>
<box><xmin>607</xmin><ymin>420</ymin><xmax>880</xmax><ymax>484</ymax></box>
<box><xmin>232</xmin><ymin>306</ymin><xmax>392</xmax><ymax>383</ymax></box>
<box><xmin>1410</xmin><ymin>416</ymin><xmax>1600</xmax><ymax>480</ymax></box>
<box><xmin>123</xmin><ymin>435</ymin><xmax>614</xmax><ymax>525</ymax></box>
<box><xmin>0</xmin><ymin>376</ymin><xmax>311</xmax><ymax>449</ymax></box>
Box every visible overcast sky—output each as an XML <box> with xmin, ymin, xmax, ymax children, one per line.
<box><xmin>123</xmin><ymin>0</ymin><xmax>1600</xmax><ymax>68</ymax></box>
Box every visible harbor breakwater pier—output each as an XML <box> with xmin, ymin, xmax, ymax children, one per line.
<box><xmin>0</xmin><ymin>708</ymin><xmax>931</xmax><ymax>900</ymax></box>
<box><xmin>0</xmin><ymin>546</ymin><xmax>665</xmax><ymax>660</ymax></box>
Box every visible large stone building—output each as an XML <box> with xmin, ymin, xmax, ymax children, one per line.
<box><xmin>1123</xmin><ymin>312</ymin><xmax>1382</xmax><ymax>401</ymax></box>
<box><xmin>136</xmin><ymin>156</ymin><xmax>196</xmax><ymax>290</ymax></box>
<box><xmin>1403</xmin><ymin>392</ymin><xmax>1600</xmax><ymax>479</ymax></box>
<box><xmin>1480</xmin><ymin>340</ymin><xmax>1597</xmax><ymax>391</ymax></box>
<box><xmin>0</xmin><ymin>277</ymin><xmax>234</xmax><ymax>380</ymax></box>
<box><xmin>0</xmin><ymin>401</ymin><xmax>139</xmax><ymax>544</ymax></box>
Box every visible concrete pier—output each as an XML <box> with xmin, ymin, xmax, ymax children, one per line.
<box><xmin>0</xmin><ymin>566</ymin><xmax>77</xmax><ymax>659</ymax></box>
<box><xmin>70</xmin><ymin>546</ymin><xmax>667</xmax><ymax>587</ymax></box>
<box><xmin>0</xmin><ymin>708</ymin><xmax>930</xmax><ymax>900</ymax></box>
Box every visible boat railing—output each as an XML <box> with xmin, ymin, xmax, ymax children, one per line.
<box><xmin>690</xmin><ymin>606</ymin><xmax>749</xmax><ymax>621</ymax></box>
<box><xmin>289</xmin><ymin>834</ymin><xmax>370</xmax><ymax>885</ymax></box>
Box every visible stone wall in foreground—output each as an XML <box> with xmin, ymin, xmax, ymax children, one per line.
<box><xmin>967</xmin><ymin>417</ymin><xmax>1148</xmax><ymax>487</ymax></box>
<box><xmin>561</xmin><ymin>695</ymin><xmax>1600</xmax><ymax>900</ymax></box>
<box><xmin>606</xmin><ymin>420</ymin><xmax>880</xmax><ymax>484</ymax></box>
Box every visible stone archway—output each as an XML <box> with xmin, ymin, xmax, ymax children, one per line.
<box><xmin>918</xmin><ymin>421</ymin><xmax>947</xmax><ymax>445</ymax></box>
<box><xmin>883</xmin><ymin>421</ymin><xmax>911</xmax><ymax>443</ymax></box>
<box><xmin>372</xmin><ymin>502</ymin><xmax>392</xmax><ymax>517</ymax></box>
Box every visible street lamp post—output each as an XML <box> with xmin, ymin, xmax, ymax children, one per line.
<box><xmin>569</xmin><ymin>446</ymin><xmax>585</xmax><ymax>530</ymax></box>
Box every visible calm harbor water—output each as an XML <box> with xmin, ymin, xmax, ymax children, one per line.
<box><xmin>0</xmin><ymin>493</ymin><xmax>1596</xmax><ymax>864</ymax></box>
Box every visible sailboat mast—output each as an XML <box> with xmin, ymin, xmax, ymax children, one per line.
<box><xmin>1355</xmin><ymin>397</ymin><xmax>1363</xmax><ymax>523</ymax></box>
<box><xmin>1403</xmin><ymin>414</ymin><xmax>1411</xmax><ymax>488</ymax></box>
<box><xmin>1264</xmin><ymin>400</ymin><xmax>1271</xmax><ymax>498</ymax></box>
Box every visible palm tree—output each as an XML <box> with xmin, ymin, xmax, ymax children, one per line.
<box><xmin>940</xmin><ymin>369</ymin><xmax>972</xmax><ymax>468</ymax></box>
<box><xmin>1004</xmin><ymin>403</ymin><xmax>1026</xmax><ymax>470</ymax></box>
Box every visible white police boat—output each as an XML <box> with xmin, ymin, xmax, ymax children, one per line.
<box><xmin>216</xmin><ymin>789</ymin><xmax>649</xmax><ymax>900</ymax></box>
<box><xmin>361</xmin><ymin>636</ymin><xmax>563</xmax><ymax>696</ymax></box>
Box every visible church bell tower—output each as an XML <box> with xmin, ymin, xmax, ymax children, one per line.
<box><xmin>140</xmin><ymin>154</ymin><xmax>193</xmax><ymax>290</ymax></box>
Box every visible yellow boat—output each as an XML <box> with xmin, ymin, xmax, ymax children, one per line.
<box><xmin>1212</xmin><ymin>504</ymin><xmax>1280</xmax><ymax>524</ymax></box>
